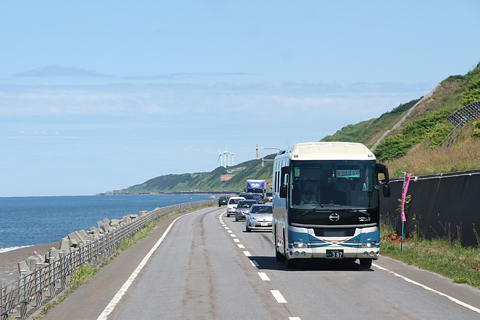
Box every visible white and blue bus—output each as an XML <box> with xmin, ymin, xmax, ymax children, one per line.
<box><xmin>272</xmin><ymin>142</ymin><xmax>390</xmax><ymax>268</ymax></box>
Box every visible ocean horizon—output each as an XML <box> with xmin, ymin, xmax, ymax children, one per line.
<box><xmin>0</xmin><ymin>194</ymin><xmax>215</xmax><ymax>252</ymax></box>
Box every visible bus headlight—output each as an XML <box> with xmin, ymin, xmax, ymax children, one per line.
<box><xmin>293</xmin><ymin>241</ymin><xmax>308</xmax><ymax>248</ymax></box>
<box><xmin>361</xmin><ymin>241</ymin><xmax>376</xmax><ymax>248</ymax></box>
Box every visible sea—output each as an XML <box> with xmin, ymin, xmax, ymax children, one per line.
<box><xmin>0</xmin><ymin>194</ymin><xmax>215</xmax><ymax>253</ymax></box>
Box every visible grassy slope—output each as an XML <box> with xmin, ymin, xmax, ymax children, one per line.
<box><xmin>323</xmin><ymin>62</ymin><xmax>480</xmax><ymax>178</ymax></box>
<box><xmin>115</xmin><ymin>154</ymin><xmax>275</xmax><ymax>194</ymax></box>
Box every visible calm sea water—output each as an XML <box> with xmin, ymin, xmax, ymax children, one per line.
<box><xmin>0</xmin><ymin>194</ymin><xmax>214</xmax><ymax>252</ymax></box>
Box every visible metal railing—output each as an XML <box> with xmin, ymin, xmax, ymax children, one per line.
<box><xmin>437</xmin><ymin>100</ymin><xmax>480</xmax><ymax>149</ymax></box>
<box><xmin>0</xmin><ymin>200</ymin><xmax>216</xmax><ymax>320</ymax></box>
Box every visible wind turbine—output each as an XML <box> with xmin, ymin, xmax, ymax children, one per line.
<box><xmin>218</xmin><ymin>149</ymin><xmax>224</xmax><ymax>168</ymax></box>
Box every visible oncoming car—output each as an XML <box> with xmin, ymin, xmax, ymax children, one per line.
<box><xmin>234</xmin><ymin>199</ymin><xmax>257</xmax><ymax>221</ymax></box>
<box><xmin>226</xmin><ymin>196</ymin><xmax>245</xmax><ymax>217</ymax></box>
<box><xmin>245</xmin><ymin>204</ymin><xmax>273</xmax><ymax>232</ymax></box>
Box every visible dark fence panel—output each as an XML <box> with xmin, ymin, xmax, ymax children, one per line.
<box><xmin>380</xmin><ymin>170</ymin><xmax>480</xmax><ymax>247</ymax></box>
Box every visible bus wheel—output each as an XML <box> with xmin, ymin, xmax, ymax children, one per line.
<box><xmin>286</xmin><ymin>256</ymin><xmax>297</xmax><ymax>268</ymax></box>
<box><xmin>274</xmin><ymin>229</ymin><xmax>285</xmax><ymax>261</ymax></box>
<box><xmin>360</xmin><ymin>259</ymin><xmax>372</xmax><ymax>269</ymax></box>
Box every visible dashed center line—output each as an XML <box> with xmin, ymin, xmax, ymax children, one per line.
<box><xmin>258</xmin><ymin>272</ymin><xmax>270</xmax><ymax>281</ymax></box>
<box><xmin>271</xmin><ymin>290</ymin><xmax>287</xmax><ymax>303</ymax></box>
<box><xmin>219</xmin><ymin>212</ymin><xmax>301</xmax><ymax>319</ymax></box>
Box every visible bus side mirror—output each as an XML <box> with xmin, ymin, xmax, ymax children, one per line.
<box><xmin>280</xmin><ymin>166</ymin><xmax>289</xmax><ymax>198</ymax></box>
<box><xmin>375</xmin><ymin>163</ymin><xmax>391</xmax><ymax>198</ymax></box>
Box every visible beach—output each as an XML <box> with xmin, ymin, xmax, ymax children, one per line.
<box><xmin>0</xmin><ymin>242</ymin><xmax>58</xmax><ymax>284</ymax></box>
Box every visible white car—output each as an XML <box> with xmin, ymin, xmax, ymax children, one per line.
<box><xmin>245</xmin><ymin>204</ymin><xmax>273</xmax><ymax>232</ymax></box>
<box><xmin>226</xmin><ymin>196</ymin><xmax>245</xmax><ymax>217</ymax></box>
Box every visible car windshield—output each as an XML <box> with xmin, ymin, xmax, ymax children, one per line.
<box><xmin>238</xmin><ymin>201</ymin><xmax>255</xmax><ymax>208</ymax></box>
<box><xmin>229</xmin><ymin>199</ymin><xmax>241</xmax><ymax>204</ymax></box>
<box><xmin>250</xmin><ymin>206</ymin><xmax>272</xmax><ymax>214</ymax></box>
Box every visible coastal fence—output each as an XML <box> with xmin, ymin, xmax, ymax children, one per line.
<box><xmin>0</xmin><ymin>199</ymin><xmax>216</xmax><ymax>320</ymax></box>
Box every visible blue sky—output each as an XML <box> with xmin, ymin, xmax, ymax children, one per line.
<box><xmin>0</xmin><ymin>1</ymin><xmax>479</xmax><ymax>197</ymax></box>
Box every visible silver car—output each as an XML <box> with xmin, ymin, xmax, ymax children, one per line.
<box><xmin>234</xmin><ymin>200</ymin><xmax>257</xmax><ymax>221</ymax></box>
<box><xmin>245</xmin><ymin>204</ymin><xmax>273</xmax><ymax>232</ymax></box>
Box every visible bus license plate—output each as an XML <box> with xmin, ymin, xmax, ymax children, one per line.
<box><xmin>326</xmin><ymin>249</ymin><xmax>344</xmax><ymax>259</ymax></box>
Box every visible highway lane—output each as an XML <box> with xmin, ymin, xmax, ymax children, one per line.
<box><xmin>43</xmin><ymin>205</ymin><xmax>480</xmax><ymax>319</ymax></box>
<box><xmin>223</xmin><ymin>211</ymin><xmax>480</xmax><ymax>320</ymax></box>
<box><xmin>108</xmin><ymin>206</ymin><xmax>288</xmax><ymax>320</ymax></box>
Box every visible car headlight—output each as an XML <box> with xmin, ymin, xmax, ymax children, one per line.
<box><xmin>361</xmin><ymin>241</ymin><xmax>377</xmax><ymax>248</ymax></box>
<box><xmin>293</xmin><ymin>241</ymin><xmax>308</xmax><ymax>248</ymax></box>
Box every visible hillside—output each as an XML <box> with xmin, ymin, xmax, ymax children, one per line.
<box><xmin>111</xmin><ymin>62</ymin><xmax>480</xmax><ymax>194</ymax></box>
<box><xmin>323</xmin><ymin>62</ymin><xmax>480</xmax><ymax>178</ymax></box>
<box><xmin>108</xmin><ymin>154</ymin><xmax>275</xmax><ymax>194</ymax></box>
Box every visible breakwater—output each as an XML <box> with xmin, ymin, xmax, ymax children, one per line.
<box><xmin>0</xmin><ymin>199</ymin><xmax>216</xmax><ymax>319</ymax></box>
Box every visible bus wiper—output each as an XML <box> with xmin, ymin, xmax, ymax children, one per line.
<box><xmin>301</xmin><ymin>203</ymin><xmax>339</xmax><ymax>216</ymax></box>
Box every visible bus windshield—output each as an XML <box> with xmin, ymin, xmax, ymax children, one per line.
<box><xmin>289</xmin><ymin>160</ymin><xmax>378</xmax><ymax>210</ymax></box>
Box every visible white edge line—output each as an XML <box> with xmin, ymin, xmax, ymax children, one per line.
<box><xmin>373</xmin><ymin>263</ymin><xmax>480</xmax><ymax>314</ymax></box>
<box><xmin>97</xmin><ymin>213</ymin><xmax>187</xmax><ymax>320</ymax></box>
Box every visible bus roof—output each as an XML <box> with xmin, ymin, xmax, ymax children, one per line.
<box><xmin>282</xmin><ymin>142</ymin><xmax>376</xmax><ymax>161</ymax></box>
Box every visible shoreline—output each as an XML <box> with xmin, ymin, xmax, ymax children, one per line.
<box><xmin>0</xmin><ymin>241</ymin><xmax>59</xmax><ymax>284</ymax></box>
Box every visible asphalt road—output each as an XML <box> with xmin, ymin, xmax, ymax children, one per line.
<box><xmin>42</xmin><ymin>206</ymin><xmax>480</xmax><ymax>320</ymax></box>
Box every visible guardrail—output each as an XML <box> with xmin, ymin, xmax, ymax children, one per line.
<box><xmin>0</xmin><ymin>200</ymin><xmax>216</xmax><ymax>320</ymax></box>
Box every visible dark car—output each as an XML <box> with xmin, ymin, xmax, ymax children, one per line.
<box><xmin>238</xmin><ymin>193</ymin><xmax>254</xmax><ymax>200</ymax></box>
<box><xmin>218</xmin><ymin>196</ymin><xmax>229</xmax><ymax>207</ymax></box>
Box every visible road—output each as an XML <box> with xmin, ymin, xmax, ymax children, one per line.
<box><xmin>43</xmin><ymin>206</ymin><xmax>480</xmax><ymax>320</ymax></box>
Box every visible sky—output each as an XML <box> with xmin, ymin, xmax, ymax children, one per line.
<box><xmin>1</xmin><ymin>1</ymin><xmax>479</xmax><ymax>197</ymax></box>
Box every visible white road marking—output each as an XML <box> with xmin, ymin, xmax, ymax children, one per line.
<box><xmin>258</xmin><ymin>272</ymin><xmax>270</xmax><ymax>281</ymax></box>
<box><xmin>227</xmin><ymin>230</ymin><xmax>233</xmax><ymax>233</ymax></box>
<box><xmin>230</xmin><ymin>234</ymin><xmax>236</xmax><ymax>237</ymax></box>
<box><xmin>270</xmin><ymin>290</ymin><xmax>287</xmax><ymax>303</ymax></box>
<box><xmin>289</xmin><ymin>317</ymin><xmax>301</xmax><ymax>320</ymax></box>
<box><xmin>233</xmin><ymin>238</ymin><xmax>240</xmax><ymax>243</ymax></box>
<box><xmin>238</xmin><ymin>244</ymin><xmax>245</xmax><ymax>248</ymax></box>
<box><xmin>250</xmin><ymin>260</ymin><xmax>259</xmax><ymax>268</ymax></box>
<box><xmin>224</xmin><ymin>227</ymin><xmax>229</xmax><ymax>230</ymax></box>
<box><xmin>243</xmin><ymin>251</ymin><xmax>251</xmax><ymax>257</ymax></box>
<box><xmin>97</xmin><ymin>213</ymin><xmax>188</xmax><ymax>320</ymax></box>
<box><xmin>374</xmin><ymin>263</ymin><xmax>480</xmax><ymax>314</ymax></box>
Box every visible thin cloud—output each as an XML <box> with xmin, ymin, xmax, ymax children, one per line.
<box><xmin>123</xmin><ymin>72</ymin><xmax>256</xmax><ymax>80</ymax></box>
<box><xmin>14</xmin><ymin>65</ymin><xmax>112</xmax><ymax>78</ymax></box>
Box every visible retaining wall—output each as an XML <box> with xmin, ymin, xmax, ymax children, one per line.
<box><xmin>380</xmin><ymin>170</ymin><xmax>480</xmax><ymax>247</ymax></box>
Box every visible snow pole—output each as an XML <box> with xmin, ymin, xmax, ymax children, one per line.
<box><xmin>400</xmin><ymin>172</ymin><xmax>411</xmax><ymax>252</ymax></box>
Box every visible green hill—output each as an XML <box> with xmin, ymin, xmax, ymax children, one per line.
<box><xmin>323</xmin><ymin>62</ymin><xmax>480</xmax><ymax>178</ymax></box>
<box><xmin>322</xmin><ymin>97</ymin><xmax>422</xmax><ymax>149</ymax></box>
<box><xmin>108</xmin><ymin>154</ymin><xmax>275</xmax><ymax>194</ymax></box>
<box><xmin>111</xmin><ymin>62</ymin><xmax>480</xmax><ymax>193</ymax></box>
